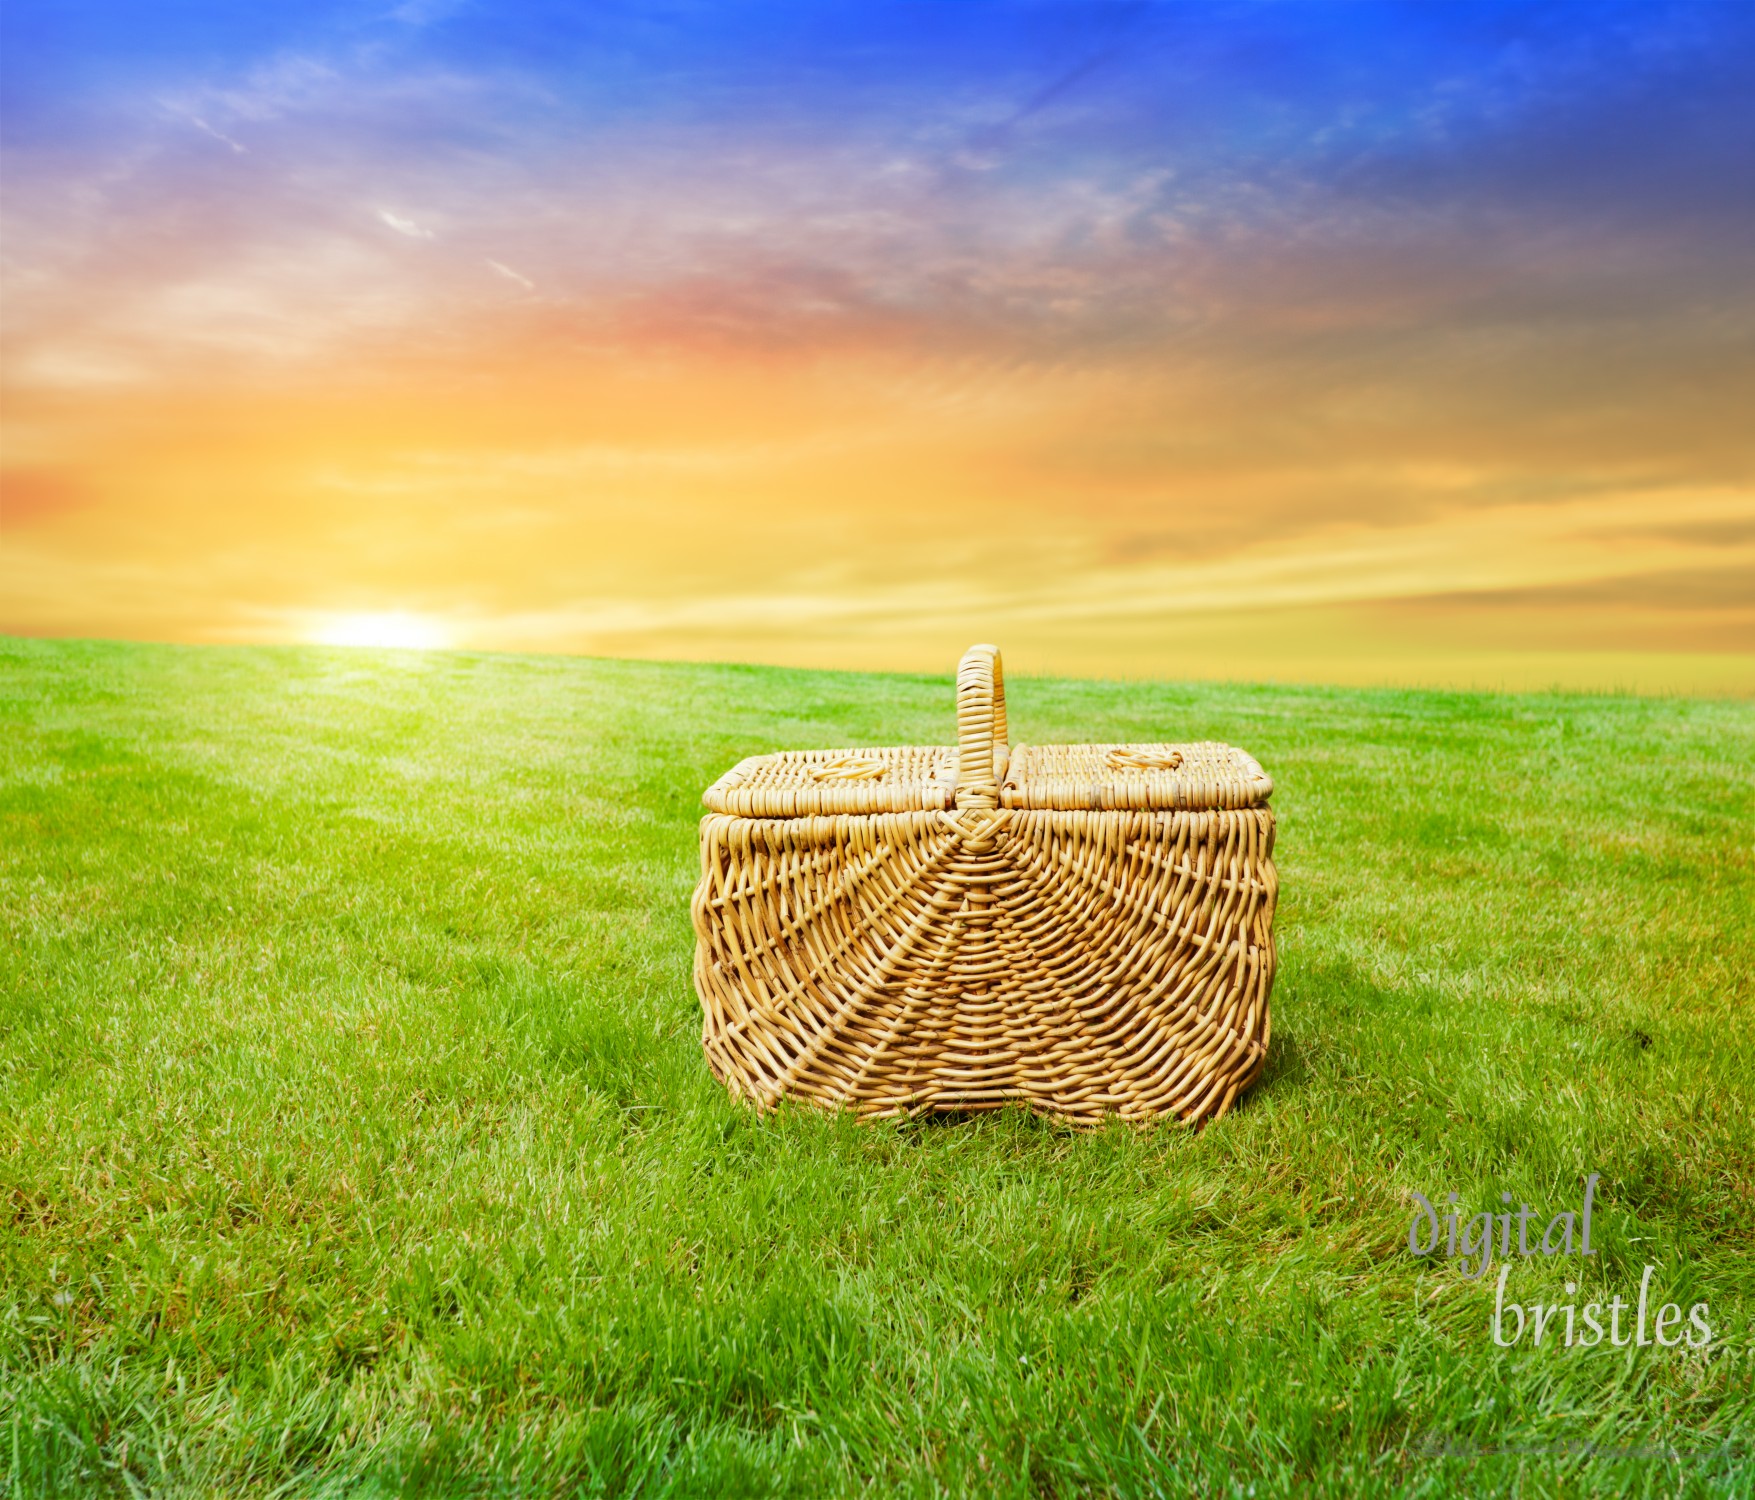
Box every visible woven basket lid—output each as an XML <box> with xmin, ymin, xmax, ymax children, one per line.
<box><xmin>702</xmin><ymin>740</ymin><xmax>1271</xmax><ymax>817</ymax></box>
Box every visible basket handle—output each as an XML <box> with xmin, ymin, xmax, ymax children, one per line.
<box><xmin>954</xmin><ymin>643</ymin><xmax>1009</xmax><ymax>811</ymax></box>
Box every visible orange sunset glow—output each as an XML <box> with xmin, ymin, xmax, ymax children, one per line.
<box><xmin>4</xmin><ymin>3</ymin><xmax>1753</xmax><ymax>689</ymax></box>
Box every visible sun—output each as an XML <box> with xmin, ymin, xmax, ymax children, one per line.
<box><xmin>310</xmin><ymin>612</ymin><xmax>454</xmax><ymax>650</ymax></box>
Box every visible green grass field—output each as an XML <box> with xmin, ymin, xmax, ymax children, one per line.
<box><xmin>3</xmin><ymin>636</ymin><xmax>1752</xmax><ymax>1498</ymax></box>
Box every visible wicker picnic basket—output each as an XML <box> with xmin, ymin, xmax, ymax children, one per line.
<box><xmin>691</xmin><ymin>645</ymin><xmax>1277</xmax><ymax>1127</ymax></box>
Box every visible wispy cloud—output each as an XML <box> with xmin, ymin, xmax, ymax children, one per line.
<box><xmin>485</xmin><ymin>258</ymin><xmax>534</xmax><ymax>290</ymax></box>
<box><xmin>378</xmin><ymin>209</ymin><xmax>435</xmax><ymax>239</ymax></box>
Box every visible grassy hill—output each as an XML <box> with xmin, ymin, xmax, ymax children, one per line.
<box><xmin>2</xmin><ymin>636</ymin><xmax>1751</xmax><ymax>1498</ymax></box>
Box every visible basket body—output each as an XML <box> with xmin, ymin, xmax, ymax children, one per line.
<box><xmin>691</xmin><ymin>647</ymin><xmax>1277</xmax><ymax>1127</ymax></box>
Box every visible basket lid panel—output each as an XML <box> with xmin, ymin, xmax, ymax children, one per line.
<box><xmin>1001</xmin><ymin>742</ymin><xmax>1272</xmax><ymax>811</ymax></box>
<box><xmin>703</xmin><ymin>740</ymin><xmax>1271</xmax><ymax>816</ymax></box>
<box><xmin>702</xmin><ymin>746</ymin><xmax>957</xmax><ymax>816</ymax></box>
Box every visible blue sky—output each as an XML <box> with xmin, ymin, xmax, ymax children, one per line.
<box><xmin>3</xmin><ymin>1</ymin><xmax>1752</xmax><ymax>684</ymax></box>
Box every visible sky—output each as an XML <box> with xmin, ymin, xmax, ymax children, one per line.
<box><xmin>3</xmin><ymin>0</ymin><xmax>1753</xmax><ymax>689</ymax></box>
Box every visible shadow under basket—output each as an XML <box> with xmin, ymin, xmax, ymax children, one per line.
<box><xmin>690</xmin><ymin>644</ymin><xmax>1277</xmax><ymax>1127</ymax></box>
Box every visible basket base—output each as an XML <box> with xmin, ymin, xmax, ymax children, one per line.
<box><xmin>694</xmin><ymin>805</ymin><xmax>1276</xmax><ymax>1128</ymax></box>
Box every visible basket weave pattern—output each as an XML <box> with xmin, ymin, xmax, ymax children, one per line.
<box><xmin>691</xmin><ymin>646</ymin><xmax>1277</xmax><ymax>1127</ymax></box>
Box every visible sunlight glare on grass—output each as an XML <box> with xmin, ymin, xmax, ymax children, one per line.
<box><xmin>308</xmin><ymin>611</ymin><xmax>455</xmax><ymax>650</ymax></box>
